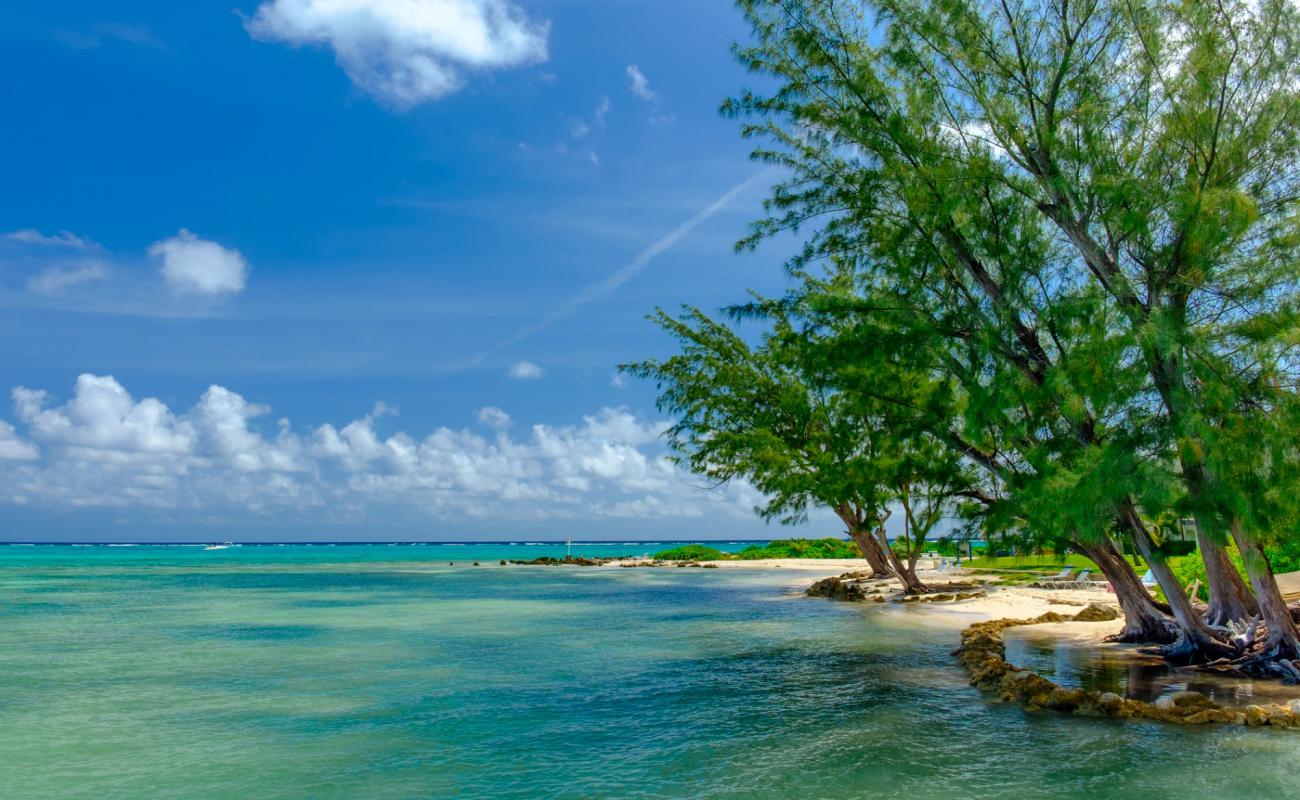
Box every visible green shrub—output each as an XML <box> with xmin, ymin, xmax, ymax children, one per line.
<box><xmin>1266</xmin><ymin>537</ymin><xmax>1300</xmax><ymax>574</ymax></box>
<box><xmin>1157</xmin><ymin>539</ymin><xmax>1299</xmax><ymax>603</ymax></box>
<box><xmin>652</xmin><ymin>544</ymin><xmax>728</xmax><ymax>561</ymax></box>
<box><xmin>1168</xmin><ymin>546</ymin><xmax>1247</xmax><ymax>603</ymax></box>
<box><xmin>733</xmin><ymin>538</ymin><xmax>860</xmax><ymax>559</ymax></box>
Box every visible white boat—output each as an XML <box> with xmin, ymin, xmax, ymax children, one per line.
<box><xmin>204</xmin><ymin>542</ymin><xmax>233</xmax><ymax>551</ymax></box>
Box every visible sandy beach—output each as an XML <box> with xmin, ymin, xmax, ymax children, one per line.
<box><xmin>612</xmin><ymin>556</ymin><xmax>1127</xmax><ymax>634</ymax></box>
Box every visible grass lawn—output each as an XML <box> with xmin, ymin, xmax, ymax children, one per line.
<box><xmin>962</xmin><ymin>554</ymin><xmax>1146</xmax><ymax>573</ymax></box>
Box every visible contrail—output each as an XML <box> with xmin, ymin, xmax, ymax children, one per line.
<box><xmin>473</xmin><ymin>170</ymin><xmax>772</xmax><ymax>363</ymax></box>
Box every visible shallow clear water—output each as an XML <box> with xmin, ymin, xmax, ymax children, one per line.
<box><xmin>2</xmin><ymin>545</ymin><xmax>1297</xmax><ymax>799</ymax></box>
<box><xmin>1005</xmin><ymin>630</ymin><xmax>1300</xmax><ymax>708</ymax></box>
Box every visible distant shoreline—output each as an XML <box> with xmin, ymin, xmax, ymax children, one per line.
<box><xmin>0</xmin><ymin>539</ymin><xmax>780</xmax><ymax>547</ymax></box>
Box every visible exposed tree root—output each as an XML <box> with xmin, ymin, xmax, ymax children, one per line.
<box><xmin>1127</xmin><ymin>615</ymin><xmax>1300</xmax><ymax>683</ymax></box>
<box><xmin>1105</xmin><ymin>617</ymin><xmax>1179</xmax><ymax>645</ymax></box>
<box><xmin>954</xmin><ymin>612</ymin><xmax>1300</xmax><ymax>727</ymax></box>
<box><xmin>1139</xmin><ymin>630</ymin><xmax>1237</xmax><ymax>665</ymax></box>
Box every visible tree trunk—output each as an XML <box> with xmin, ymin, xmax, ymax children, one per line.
<box><xmin>875</xmin><ymin>526</ymin><xmax>928</xmax><ymax>594</ymax></box>
<box><xmin>1197</xmin><ymin>530</ymin><xmax>1258</xmax><ymax>627</ymax></box>
<box><xmin>848</xmin><ymin>526</ymin><xmax>894</xmax><ymax>578</ymax></box>
<box><xmin>1119</xmin><ymin>502</ymin><xmax>1232</xmax><ymax>662</ymax></box>
<box><xmin>1229</xmin><ymin>519</ymin><xmax>1300</xmax><ymax>663</ymax></box>
<box><xmin>1074</xmin><ymin>539</ymin><xmax>1176</xmax><ymax>644</ymax></box>
<box><xmin>835</xmin><ymin>507</ymin><xmax>894</xmax><ymax>579</ymax></box>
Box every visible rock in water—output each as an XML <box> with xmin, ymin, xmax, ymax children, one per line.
<box><xmin>805</xmin><ymin>572</ymin><xmax>874</xmax><ymax>601</ymax></box>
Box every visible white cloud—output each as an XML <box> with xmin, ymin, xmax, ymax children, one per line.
<box><xmin>624</xmin><ymin>64</ymin><xmax>672</xmax><ymax>126</ymax></box>
<box><xmin>26</xmin><ymin>260</ymin><xmax>109</xmax><ymax>294</ymax></box>
<box><xmin>244</xmin><ymin>0</ymin><xmax>550</xmax><ymax>108</ymax></box>
<box><xmin>4</xmin><ymin>229</ymin><xmax>96</xmax><ymax>250</ymax></box>
<box><xmin>626</xmin><ymin>64</ymin><xmax>655</xmax><ymax>101</ymax></box>
<box><xmin>0</xmin><ymin>375</ymin><xmax>765</xmax><ymax>524</ymax></box>
<box><xmin>149</xmin><ymin>229</ymin><xmax>248</xmax><ymax>296</ymax></box>
<box><xmin>0</xmin><ymin>419</ymin><xmax>37</xmax><ymax>461</ymax></box>
<box><xmin>610</xmin><ymin>372</ymin><xmax>628</xmax><ymax>389</ymax></box>
<box><xmin>476</xmin><ymin>406</ymin><xmax>512</xmax><ymax>430</ymax></box>
<box><xmin>507</xmin><ymin>361</ymin><xmax>545</xmax><ymax>380</ymax></box>
<box><xmin>192</xmin><ymin>386</ymin><xmax>305</xmax><ymax>472</ymax></box>
<box><xmin>15</xmin><ymin>375</ymin><xmax>195</xmax><ymax>455</ymax></box>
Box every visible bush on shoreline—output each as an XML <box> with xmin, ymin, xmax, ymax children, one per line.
<box><xmin>651</xmin><ymin>544</ymin><xmax>729</xmax><ymax>561</ymax></box>
<box><xmin>734</xmin><ymin>538</ymin><xmax>860</xmax><ymax>559</ymax></box>
<box><xmin>653</xmin><ymin>538</ymin><xmax>860</xmax><ymax>561</ymax></box>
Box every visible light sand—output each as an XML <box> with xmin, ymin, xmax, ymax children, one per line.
<box><xmin>915</xmin><ymin>582</ymin><xmax>1120</xmax><ymax>629</ymax></box>
<box><xmin>614</xmin><ymin>556</ymin><xmax>1125</xmax><ymax>632</ymax></box>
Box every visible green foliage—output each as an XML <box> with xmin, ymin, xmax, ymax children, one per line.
<box><xmin>622</xmin><ymin>296</ymin><xmax>974</xmax><ymax>571</ymax></box>
<box><xmin>651</xmin><ymin>544</ymin><xmax>729</xmax><ymax>561</ymax></box>
<box><xmin>719</xmin><ymin>0</ymin><xmax>1300</xmax><ymax>604</ymax></box>
<box><xmin>1267</xmin><ymin>538</ymin><xmax>1300</xmax><ymax>575</ymax></box>
<box><xmin>1169</xmin><ymin>542</ymin><xmax>1300</xmax><ymax>602</ymax></box>
<box><xmin>1169</xmin><ymin>548</ymin><xmax>1247</xmax><ymax>603</ymax></box>
<box><xmin>634</xmin><ymin>0</ymin><xmax>1299</xmax><ymax>621</ymax></box>
<box><xmin>734</xmin><ymin>538</ymin><xmax>860</xmax><ymax>559</ymax></box>
<box><xmin>651</xmin><ymin>539</ymin><xmax>866</xmax><ymax>561</ymax></box>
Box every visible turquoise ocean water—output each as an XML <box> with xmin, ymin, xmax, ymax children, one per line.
<box><xmin>2</xmin><ymin>543</ymin><xmax>1298</xmax><ymax>799</ymax></box>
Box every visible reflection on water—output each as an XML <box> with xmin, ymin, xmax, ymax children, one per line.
<box><xmin>1004</xmin><ymin>630</ymin><xmax>1300</xmax><ymax>707</ymax></box>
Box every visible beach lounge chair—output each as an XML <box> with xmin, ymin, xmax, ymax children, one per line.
<box><xmin>1064</xmin><ymin>569</ymin><xmax>1092</xmax><ymax>588</ymax></box>
<box><xmin>1031</xmin><ymin>567</ymin><xmax>1074</xmax><ymax>589</ymax></box>
<box><xmin>1040</xmin><ymin>569</ymin><xmax>1092</xmax><ymax>590</ymax></box>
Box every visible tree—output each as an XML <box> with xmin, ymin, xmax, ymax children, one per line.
<box><xmin>793</xmin><ymin>268</ymin><xmax>1181</xmax><ymax>642</ymax></box>
<box><xmin>860</xmin><ymin>0</ymin><xmax>1300</xmax><ymax>666</ymax></box>
<box><xmin>622</xmin><ymin>301</ymin><xmax>968</xmax><ymax>592</ymax></box>
<box><xmin>725</xmin><ymin>0</ymin><xmax>1298</xmax><ymax>668</ymax></box>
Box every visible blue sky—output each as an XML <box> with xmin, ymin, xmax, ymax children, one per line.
<box><xmin>0</xmin><ymin>0</ymin><xmax>836</xmax><ymax>542</ymax></box>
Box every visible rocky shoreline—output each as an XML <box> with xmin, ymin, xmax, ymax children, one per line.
<box><xmin>954</xmin><ymin>609</ymin><xmax>1300</xmax><ymax>728</ymax></box>
<box><xmin>504</xmin><ymin>556</ymin><xmax>719</xmax><ymax>568</ymax></box>
<box><xmin>804</xmin><ymin>572</ymin><xmax>988</xmax><ymax>603</ymax></box>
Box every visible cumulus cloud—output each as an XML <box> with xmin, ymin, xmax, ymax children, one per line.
<box><xmin>149</xmin><ymin>229</ymin><xmax>248</xmax><ymax>296</ymax></box>
<box><xmin>192</xmin><ymin>386</ymin><xmax>305</xmax><ymax>472</ymax></box>
<box><xmin>0</xmin><ymin>419</ymin><xmax>37</xmax><ymax>461</ymax></box>
<box><xmin>244</xmin><ymin>0</ymin><xmax>550</xmax><ymax>108</ymax></box>
<box><xmin>0</xmin><ymin>374</ymin><xmax>763</xmax><ymax>524</ymax></box>
<box><xmin>15</xmin><ymin>375</ymin><xmax>195</xmax><ymax>455</ymax></box>
<box><xmin>507</xmin><ymin>361</ymin><xmax>545</xmax><ymax>380</ymax></box>
<box><xmin>626</xmin><ymin>64</ymin><xmax>655</xmax><ymax>101</ymax></box>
